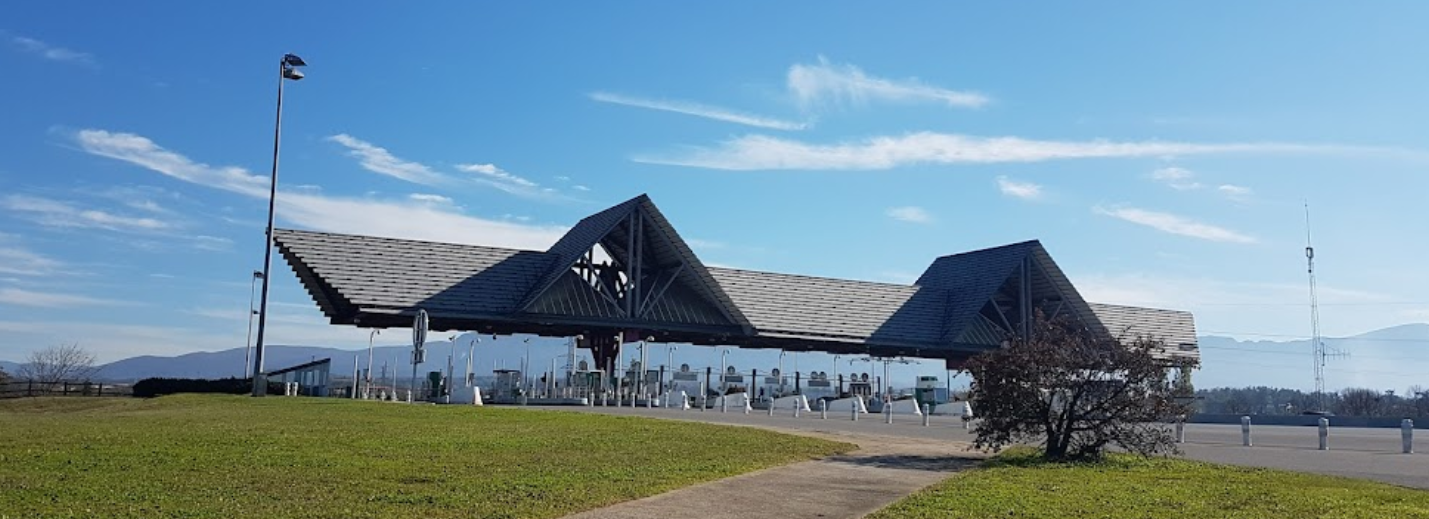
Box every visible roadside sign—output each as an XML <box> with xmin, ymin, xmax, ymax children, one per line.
<box><xmin>413</xmin><ymin>309</ymin><xmax>429</xmax><ymax>352</ymax></box>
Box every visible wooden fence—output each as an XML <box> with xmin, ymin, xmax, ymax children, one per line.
<box><xmin>0</xmin><ymin>380</ymin><xmax>133</xmax><ymax>399</ymax></box>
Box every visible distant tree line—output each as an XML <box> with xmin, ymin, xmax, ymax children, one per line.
<box><xmin>1196</xmin><ymin>386</ymin><xmax>1429</xmax><ymax>418</ymax></box>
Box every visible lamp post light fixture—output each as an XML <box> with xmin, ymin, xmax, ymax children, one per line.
<box><xmin>521</xmin><ymin>337</ymin><xmax>532</xmax><ymax>395</ymax></box>
<box><xmin>665</xmin><ymin>344</ymin><xmax>677</xmax><ymax>398</ymax></box>
<box><xmin>250</xmin><ymin>53</ymin><xmax>307</xmax><ymax>397</ymax></box>
<box><xmin>243</xmin><ymin>270</ymin><xmax>263</xmax><ymax>378</ymax></box>
<box><xmin>720</xmin><ymin>349</ymin><xmax>730</xmax><ymax>394</ymax></box>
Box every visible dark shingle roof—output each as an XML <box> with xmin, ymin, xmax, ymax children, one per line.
<box><xmin>1088</xmin><ymin>302</ymin><xmax>1200</xmax><ymax>360</ymax></box>
<box><xmin>271</xmin><ymin>195</ymin><xmax>1198</xmax><ymax>360</ymax></box>
<box><xmin>516</xmin><ymin>196</ymin><xmax>645</xmax><ymax>311</ymax></box>
<box><xmin>916</xmin><ymin>241</ymin><xmax>1043</xmax><ymax>342</ymax></box>
<box><xmin>274</xmin><ymin>229</ymin><xmax>553</xmax><ymax>320</ymax></box>
<box><xmin>707</xmin><ymin>268</ymin><xmax>947</xmax><ymax>347</ymax></box>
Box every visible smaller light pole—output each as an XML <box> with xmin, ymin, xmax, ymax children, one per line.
<box><xmin>521</xmin><ymin>337</ymin><xmax>532</xmax><ymax>395</ymax></box>
<box><xmin>243</xmin><ymin>270</ymin><xmax>262</xmax><ymax>378</ymax></box>
<box><xmin>364</xmin><ymin>329</ymin><xmax>380</xmax><ymax>398</ymax></box>
<box><xmin>720</xmin><ymin>348</ymin><xmax>730</xmax><ymax>394</ymax></box>
<box><xmin>465</xmin><ymin>336</ymin><xmax>480</xmax><ymax>386</ymax></box>
<box><xmin>778</xmin><ymin>350</ymin><xmax>786</xmax><ymax>393</ymax></box>
<box><xmin>665</xmin><ymin>344</ymin><xmax>677</xmax><ymax>398</ymax></box>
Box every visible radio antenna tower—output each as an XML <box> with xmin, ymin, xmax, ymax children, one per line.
<box><xmin>1303</xmin><ymin>203</ymin><xmax>1349</xmax><ymax>409</ymax></box>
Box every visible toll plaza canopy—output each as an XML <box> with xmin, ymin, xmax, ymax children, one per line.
<box><xmin>273</xmin><ymin>194</ymin><xmax>1198</xmax><ymax>370</ymax></box>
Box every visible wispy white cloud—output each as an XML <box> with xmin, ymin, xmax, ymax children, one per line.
<box><xmin>0</xmin><ymin>238</ymin><xmax>64</xmax><ymax>277</ymax></box>
<box><xmin>76</xmin><ymin>130</ymin><xmax>269</xmax><ymax>197</ymax></box>
<box><xmin>996</xmin><ymin>176</ymin><xmax>1043</xmax><ymax>200</ymax></box>
<box><xmin>787</xmin><ymin>56</ymin><xmax>988</xmax><ymax>109</ymax></box>
<box><xmin>457</xmin><ymin>163</ymin><xmax>536</xmax><ymax>187</ymax></box>
<box><xmin>589</xmin><ymin>91</ymin><xmax>809</xmax><ymax>131</ymax></box>
<box><xmin>326</xmin><ymin>134</ymin><xmax>446</xmax><ymax>186</ymax></box>
<box><xmin>1218</xmin><ymin>184</ymin><xmax>1253</xmax><ymax>199</ymax></box>
<box><xmin>1150</xmin><ymin>166</ymin><xmax>1202</xmax><ymax>190</ymax></box>
<box><xmin>408</xmin><ymin>193</ymin><xmax>453</xmax><ymax>204</ymax></box>
<box><xmin>1093</xmin><ymin>205</ymin><xmax>1256</xmax><ymax>244</ymax></box>
<box><xmin>9</xmin><ymin>35</ymin><xmax>94</xmax><ymax>66</ymax></box>
<box><xmin>75</xmin><ymin>129</ymin><xmax>567</xmax><ymax>250</ymax></box>
<box><xmin>886</xmin><ymin>206</ymin><xmax>934</xmax><ymax>224</ymax></box>
<box><xmin>572</xmin><ymin>185</ymin><xmax>591</xmax><ymax>192</ymax></box>
<box><xmin>0</xmin><ymin>287</ymin><xmax>127</xmax><ymax>308</ymax></box>
<box><xmin>192</xmin><ymin>235</ymin><xmax>233</xmax><ymax>252</ymax></box>
<box><xmin>634</xmin><ymin>132</ymin><xmax>1369</xmax><ymax>171</ymax></box>
<box><xmin>2</xmin><ymin>195</ymin><xmax>172</xmax><ymax>232</ymax></box>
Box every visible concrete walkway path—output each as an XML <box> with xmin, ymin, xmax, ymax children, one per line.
<box><xmin>561</xmin><ymin>421</ymin><xmax>981</xmax><ymax>519</ymax></box>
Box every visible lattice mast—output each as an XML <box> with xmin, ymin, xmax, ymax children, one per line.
<box><xmin>1305</xmin><ymin>203</ymin><xmax>1326</xmax><ymax>410</ymax></box>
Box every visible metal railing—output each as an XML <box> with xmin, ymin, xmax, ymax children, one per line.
<box><xmin>0</xmin><ymin>380</ymin><xmax>132</xmax><ymax>399</ymax></box>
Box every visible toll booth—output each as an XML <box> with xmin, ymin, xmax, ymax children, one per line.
<box><xmin>848</xmin><ymin>372</ymin><xmax>873</xmax><ymax>398</ymax></box>
<box><xmin>914</xmin><ymin>375</ymin><xmax>943</xmax><ymax>412</ymax></box>
<box><xmin>718</xmin><ymin>366</ymin><xmax>746</xmax><ymax>395</ymax></box>
<box><xmin>669</xmin><ymin>364</ymin><xmax>702</xmax><ymax>400</ymax></box>
<box><xmin>803</xmin><ymin>371</ymin><xmax>836</xmax><ymax>401</ymax></box>
<box><xmin>492</xmin><ymin>369</ymin><xmax>523</xmax><ymax>400</ymax></box>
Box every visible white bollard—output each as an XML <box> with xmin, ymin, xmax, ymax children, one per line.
<box><xmin>820</xmin><ymin>399</ymin><xmax>827</xmax><ymax>420</ymax></box>
<box><xmin>793</xmin><ymin>400</ymin><xmax>801</xmax><ymax>418</ymax></box>
<box><xmin>1241</xmin><ymin>416</ymin><xmax>1252</xmax><ymax>447</ymax></box>
<box><xmin>885</xmin><ymin>403</ymin><xmax>894</xmax><ymax>424</ymax></box>
<box><xmin>767</xmin><ymin>399</ymin><xmax>774</xmax><ymax>416</ymax></box>
<box><xmin>647</xmin><ymin>396</ymin><xmax>654</xmax><ymax>409</ymax></box>
<box><xmin>1404</xmin><ymin>419</ymin><xmax>1415</xmax><ymax>454</ymax></box>
<box><xmin>922</xmin><ymin>404</ymin><xmax>931</xmax><ymax>427</ymax></box>
<box><xmin>664</xmin><ymin>392</ymin><xmax>671</xmax><ymax>409</ymax></box>
<box><xmin>1318</xmin><ymin>417</ymin><xmax>1329</xmax><ymax>451</ymax></box>
<box><xmin>472</xmin><ymin>387</ymin><xmax>484</xmax><ymax>407</ymax></box>
<box><xmin>680</xmin><ymin>391</ymin><xmax>691</xmax><ymax>410</ymax></box>
<box><xmin>1175</xmin><ymin>419</ymin><xmax>1185</xmax><ymax>444</ymax></box>
<box><xmin>852</xmin><ymin>402</ymin><xmax>859</xmax><ymax>421</ymax></box>
<box><xmin>721</xmin><ymin>395</ymin><xmax>728</xmax><ymax>413</ymax></box>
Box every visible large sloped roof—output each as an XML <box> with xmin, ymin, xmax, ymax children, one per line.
<box><xmin>1089</xmin><ymin>303</ymin><xmax>1200</xmax><ymax>361</ymax></box>
<box><xmin>273</xmin><ymin>194</ymin><xmax>1198</xmax><ymax>361</ymax></box>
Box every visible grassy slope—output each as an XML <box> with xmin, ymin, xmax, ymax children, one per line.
<box><xmin>871</xmin><ymin>448</ymin><xmax>1429</xmax><ymax>519</ymax></box>
<box><xmin>0</xmin><ymin>395</ymin><xmax>850</xmax><ymax>519</ymax></box>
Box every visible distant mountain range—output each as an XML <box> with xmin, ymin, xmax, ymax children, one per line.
<box><xmin>4</xmin><ymin>324</ymin><xmax>1427</xmax><ymax>392</ymax></box>
<box><xmin>1195</xmin><ymin>323</ymin><xmax>1429</xmax><ymax>392</ymax></box>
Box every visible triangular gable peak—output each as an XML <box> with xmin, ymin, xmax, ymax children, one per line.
<box><xmin>519</xmin><ymin>194</ymin><xmax>750</xmax><ymax>330</ymax></box>
<box><xmin>915</xmin><ymin>241</ymin><xmax>1099</xmax><ymax>348</ymax></box>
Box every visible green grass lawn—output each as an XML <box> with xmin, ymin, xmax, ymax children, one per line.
<box><xmin>0</xmin><ymin>395</ymin><xmax>850</xmax><ymax>519</ymax></box>
<box><xmin>870</xmin><ymin>448</ymin><xmax>1429</xmax><ymax>519</ymax></box>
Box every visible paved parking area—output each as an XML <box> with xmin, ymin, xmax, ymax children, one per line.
<box><xmin>537</xmin><ymin>404</ymin><xmax>1429</xmax><ymax>489</ymax></box>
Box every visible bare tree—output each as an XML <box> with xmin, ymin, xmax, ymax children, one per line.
<box><xmin>1410</xmin><ymin>386</ymin><xmax>1429</xmax><ymax>418</ymax></box>
<box><xmin>965</xmin><ymin>314</ymin><xmax>1198</xmax><ymax>461</ymax></box>
<box><xmin>18</xmin><ymin>343</ymin><xmax>97</xmax><ymax>388</ymax></box>
<box><xmin>1335</xmin><ymin>388</ymin><xmax>1383</xmax><ymax>417</ymax></box>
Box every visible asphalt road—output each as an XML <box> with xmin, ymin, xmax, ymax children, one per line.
<box><xmin>540</xmin><ymin>404</ymin><xmax>1429</xmax><ymax>490</ymax></box>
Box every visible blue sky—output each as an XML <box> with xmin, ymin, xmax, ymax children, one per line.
<box><xmin>2</xmin><ymin>3</ymin><xmax>1428</xmax><ymax>391</ymax></box>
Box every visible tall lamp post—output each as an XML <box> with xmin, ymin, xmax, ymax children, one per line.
<box><xmin>243</xmin><ymin>270</ymin><xmax>262</xmax><ymax>378</ymax></box>
<box><xmin>250</xmin><ymin>53</ymin><xmax>307</xmax><ymax>397</ymax></box>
